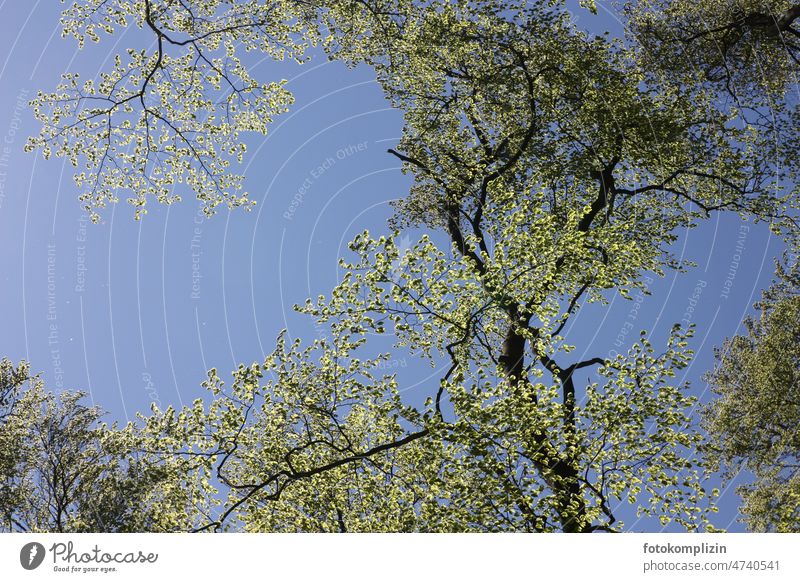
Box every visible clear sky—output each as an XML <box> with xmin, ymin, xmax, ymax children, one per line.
<box><xmin>0</xmin><ymin>0</ymin><xmax>789</xmax><ymax>532</ymax></box>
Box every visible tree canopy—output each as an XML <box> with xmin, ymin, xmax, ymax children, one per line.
<box><xmin>13</xmin><ymin>0</ymin><xmax>800</xmax><ymax>531</ymax></box>
<box><xmin>703</xmin><ymin>256</ymin><xmax>800</xmax><ymax>532</ymax></box>
<box><xmin>624</xmin><ymin>0</ymin><xmax>800</xmax><ymax>100</ymax></box>
<box><xmin>0</xmin><ymin>358</ymin><xmax>205</xmax><ymax>532</ymax></box>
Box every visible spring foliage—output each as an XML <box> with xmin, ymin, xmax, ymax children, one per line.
<box><xmin>703</xmin><ymin>257</ymin><xmax>800</xmax><ymax>532</ymax></box>
<box><xmin>19</xmin><ymin>0</ymin><xmax>800</xmax><ymax>531</ymax></box>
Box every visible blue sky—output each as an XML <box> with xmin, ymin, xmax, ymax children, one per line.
<box><xmin>0</xmin><ymin>1</ymin><xmax>789</xmax><ymax>531</ymax></box>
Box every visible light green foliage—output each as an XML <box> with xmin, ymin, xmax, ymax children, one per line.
<box><xmin>0</xmin><ymin>358</ymin><xmax>205</xmax><ymax>532</ymax></box>
<box><xmin>138</xmin><ymin>229</ymin><xmax>716</xmax><ymax>532</ymax></box>
<box><xmin>703</xmin><ymin>256</ymin><xmax>800</xmax><ymax>532</ymax></box>
<box><xmin>26</xmin><ymin>0</ymin><xmax>315</xmax><ymax>220</ymax></box>
<box><xmin>365</xmin><ymin>0</ymin><xmax>797</xmax><ymax>244</ymax></box>
<box><xmin>628</xmin><ymin>3</ymin><xmax>800</xmax><ymax>528</ymax></box>
<box><xmin>623</xmin><ymin>0</ymin><xmax>800</xmax><ymax>99</ymax></box>
<box><xmin>136</xmin><ymin>328</ymin><xmax>443</xmax><ymax>532</ymax></box>
<box><xmin>622</xmin><ymin>0</ymin><xmax>800</xmax><ymax>240</ymax></box>
<box><xmin>20</xmin><ymin>0</ymin><xmax>800</xmax><ymax>532</ymax></box>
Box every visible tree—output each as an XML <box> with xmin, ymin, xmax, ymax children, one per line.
<box><xmin>622</xmin><ymin>0</ymin><xmax>800</xmax><ymax>99</ymax></box>
<box><xmin>623</xmin><ymin>0</ymin><xmax>800</xmax><ymax>530</ymax></box>
<box><xmin>0</xmin><ymin>358</ymin><xmax>206</xmax><ymax>532</ymax></box>
<box><xmin>621</xmin><ymin>0</ymin><xmax>800</xmax><ymax>224</ymax></box>
<box><xmin>702</xmin><ymin>256</ymin><xmax>800</xmax><ymax>532</ymax></box>
<box><xmin>139</xmin><ymin>233</ymin><xmax>711</xmax><ymax>532</ymax></box>
<box><xmin>25</xmin><ymin>0</ymin><xmax>312</xmax><ymax>220</ymax></box>
<box><xmin>23</xmin><ymin>0</ymin><xmax>800</xmax><ymax>531</ymax></box>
